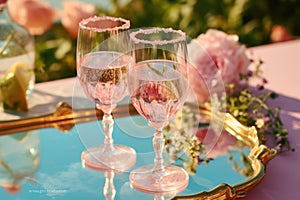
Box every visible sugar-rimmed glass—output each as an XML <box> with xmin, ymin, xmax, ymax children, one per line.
<box><xmin>76</xmin><ymin>16</ymin><xmax>136</xmax><ymax>171</ymax></box>
<box><xmin>128</xmin><ymin>27</ymin><xmax>189</xmax><ymax>193</ymax></box>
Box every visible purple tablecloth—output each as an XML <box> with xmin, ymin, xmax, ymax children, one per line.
<box><xmin>245</xmin><ymin>40</ymin><xmax>300</xmax><ymax>200</ymax></box>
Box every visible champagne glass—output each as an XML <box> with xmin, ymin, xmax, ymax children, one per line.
<box><xmin>128</xmin><ymin>28</ymin><xmax>189</xmax><ymax>193</ymax></box>
<box><xmin>76</xmin><ymin>16</ymin><xmax>136</xmax><ymax>171</ymax></box>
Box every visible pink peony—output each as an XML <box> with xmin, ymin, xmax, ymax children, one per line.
<box><xmin>61</xmin><ymin>1</ymin><xmax>96</xmax><ymax>38</ymax></box>
<box><xmin>188</xmin><ymin>29</ymin><xmax>250</xmax><ymax>102</ymax></box>
<box><xmin>7</xmin><ymin>0</ymin><xmax>57</xmax><ymax>35</ymax></box>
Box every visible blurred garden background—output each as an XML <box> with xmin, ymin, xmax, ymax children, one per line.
<box><xmin>18</xmin><ymin>0</ymin><xmax>300</xmax><ymax>82</ymax></box>
<box><xmin>102</xmin><ymin>0</ymin><xmax>299</xmax><ymax>46</ymax></box>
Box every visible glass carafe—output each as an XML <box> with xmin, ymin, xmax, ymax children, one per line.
<box><xmin>0</xmin><ymin>0</ymin><xmax>35</xmax><ymax>111</ymax></box>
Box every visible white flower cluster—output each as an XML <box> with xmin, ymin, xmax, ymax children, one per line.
<box><xmin>163</xmin><ymin>105</ymin><xmax>206</xmax><ymax>174</ymax></box>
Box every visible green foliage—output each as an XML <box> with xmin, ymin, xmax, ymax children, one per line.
<box><xmin>226</xmin><ymin>59</ymin><xmax>294</xmax><ymax>152</ymax></box>
<box><xmin>34</xmin><ymin>22</ymin><xmax>76</xmax><ymax>83</ymax></box>
<box><xmin>107</xmin><ymin>0</ymin><xmax>299</xmax><ymax>46</ymax></box>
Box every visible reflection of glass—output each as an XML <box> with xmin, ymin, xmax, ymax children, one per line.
<box><xmin>87</xmin><ymin>168</ymin><xmax>173</xmax><ymax>200</ymax></box>
<box><xmin>128</xmin><ymin>28</ymin><xmax>189</xmax><ymax>193</ymax></box>
<box><xmin>92</xmin><ymin>169</ymin><xmax>175</xmax><ymax>200</ymax></box>
<box><xmin>0</xmin><ymin>131</ymin><xmax>40</xmax><ymax>193</ymax></box>
<box><xmin>82</xmin><ymin>161</ymin><xmax>116</xmax><ymax>200</ymax></box>
<box><xmin>103</xmin><ymin>170</ymin><xmax>116</xmax><ymax>200</ymax></box>
<box><xmin>76</xmin><ymin>16</ymin><xmax>136</xmax><ymax>171</ymax></box>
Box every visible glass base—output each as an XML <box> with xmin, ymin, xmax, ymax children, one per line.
<box><xmin>130</xmin><ymin>165</ymin><xmax>189</xmax><ymax>193</ymax></box>
<box><xmin>81</xmin><ymin>145</ymin><xmax>136</xmax><ymax>171</ymax></box>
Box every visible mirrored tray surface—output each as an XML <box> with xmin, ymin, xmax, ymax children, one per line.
<box><xmin>0</xmin><ymin>104</ymin><xmax>276</xmax><ymax>200</ymax></box>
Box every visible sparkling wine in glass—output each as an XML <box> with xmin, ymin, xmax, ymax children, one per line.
<box><xmin>128</xmin><ymin>28</ymin><xmax>189</xmax><ymax>193</ymax></box>
<box><xmin>76</xmin><ymin>16</ymin><xmax>136</xmax><ymax>171</ymax></box>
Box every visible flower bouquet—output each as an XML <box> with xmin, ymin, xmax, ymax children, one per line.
<box><xmin>163</xmin><ymin>29</ymin><xmax>293</xmax><ymax>174</ymax></box>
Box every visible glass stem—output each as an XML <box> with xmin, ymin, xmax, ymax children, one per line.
<box><xmin>103</xmin><ymin>170</ymin><xmax>116</xmax><ymax>200</ymax></box>
<box><xmin>102</xmin><ymin>113</ymin><xmax>114</xmax><ymax>152</ymax></box>
<box><xmin>154</xmin><ymin>194</ymin><xmax>165</xmax><ymax>200</ymax></box>
<box><xmin>153</xmin><ymin>128</ymin><xmax>165</xmax><ymax>175</ymax></box>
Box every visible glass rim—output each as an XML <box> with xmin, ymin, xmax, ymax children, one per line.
<box><xmin>79</xmin><ymin>16</ymin><xmax>130</xmax><ymax>32</ymax></box>
<box><xmin>130</xmin><ymin>27</ymin><xmax>186</xmax><ymax>45</ymax></box>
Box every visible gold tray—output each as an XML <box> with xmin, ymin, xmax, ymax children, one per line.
<box><xmin>0</xmin><ymin>102</ymin><xmax>276</xmax><ymax>199</ymax></box>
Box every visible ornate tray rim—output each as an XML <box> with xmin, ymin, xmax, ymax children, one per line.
<box><xmin>0</xmin><ymin>102</ymin><xmax>277</xmax><ymax>199</ymax></box>
<box><xmin>171</xmin><ymin>105</ymin><xmax>277</xmax><ymax>199</ymax></box>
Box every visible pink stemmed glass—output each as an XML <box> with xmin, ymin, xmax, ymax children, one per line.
<box><xmin>128</xmin><ymin>28</ymin><xmax>189</xmax><ymax>193</ymax></box>
<box><xmin>76</xmin><ymin>16</ymin><xmax>136</xmax><ymax>171</ymax></box>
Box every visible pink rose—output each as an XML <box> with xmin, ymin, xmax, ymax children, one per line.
<box><xmin>61</xmin><ymin>1</ymin><xmax>96</xmax><ymax>38</ymax></box>
<box><xmin>188</xmin><ymin>29</ymin><xmax>250</xmax><ymax>102</ymax></box>
<box><xmin>7</xmin><ymin>0</ymin><xmax>57</xmax><ymax>35</ymax></box>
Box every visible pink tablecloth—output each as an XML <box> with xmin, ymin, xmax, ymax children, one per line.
<box><xmin>245</xmin><ymin>40</ymin><xmax>300</xmax><ymax>199</ymax></box>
